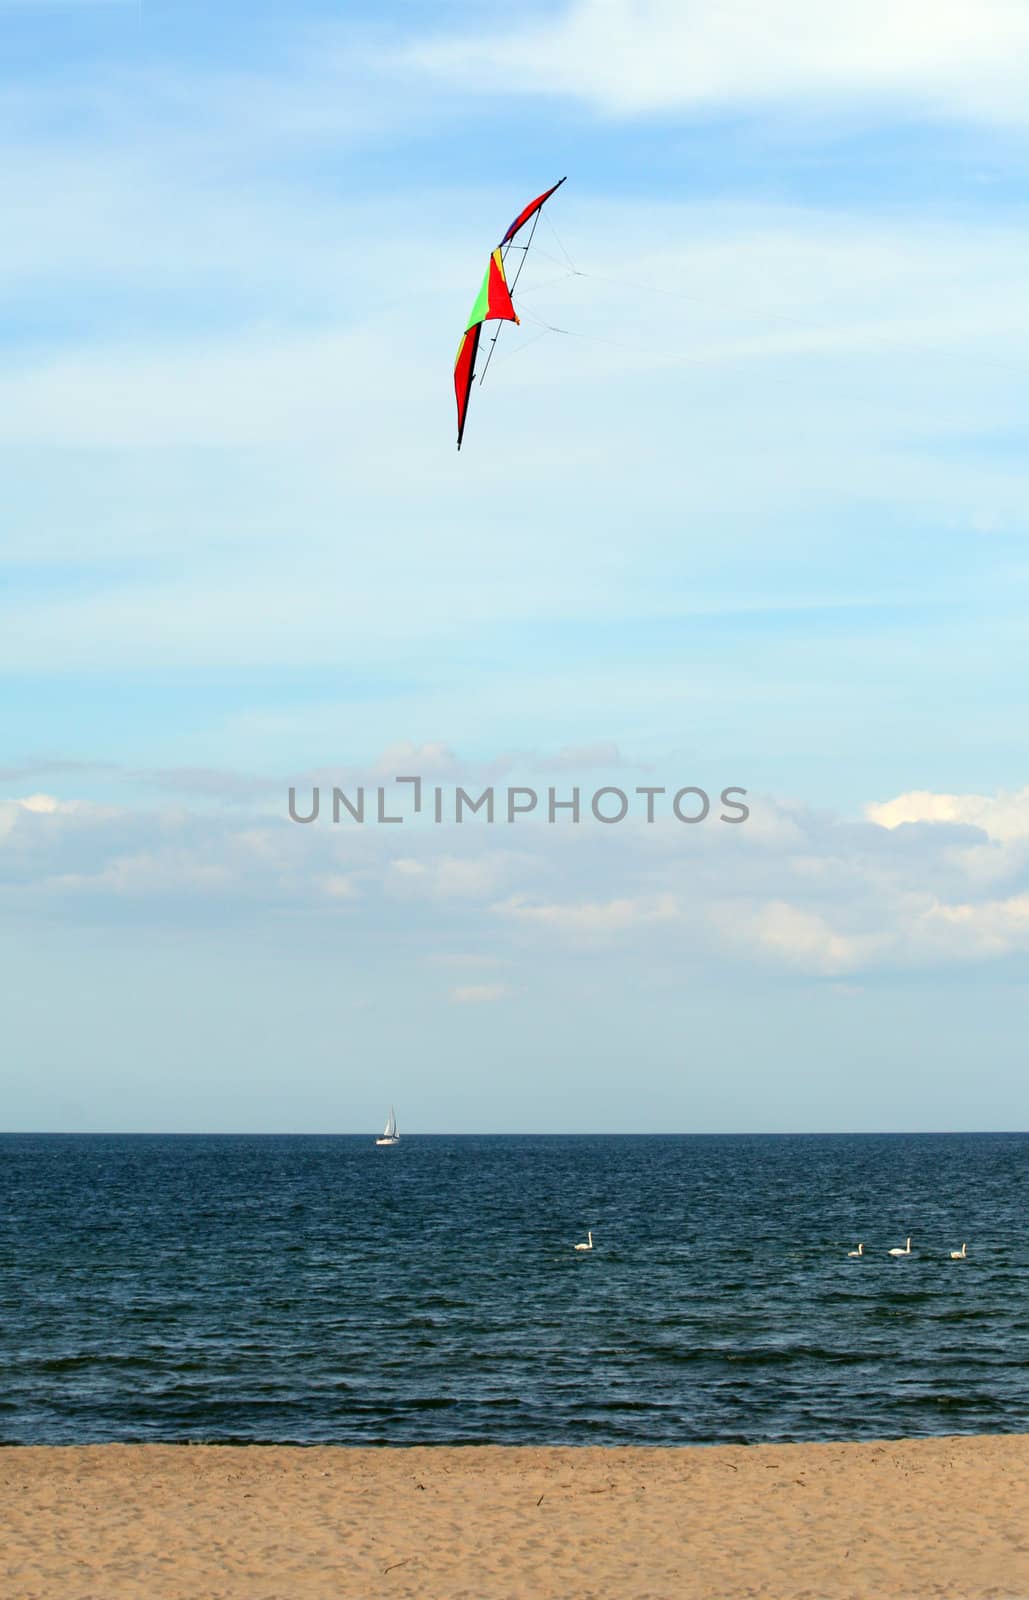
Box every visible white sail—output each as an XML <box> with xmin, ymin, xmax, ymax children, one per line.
<box><xmin>376</xmin><ymin>1106</ymin><xmax>399</xmax><ymax>1145</ymax></box>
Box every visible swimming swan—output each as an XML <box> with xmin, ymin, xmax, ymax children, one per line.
<box><xmin>847</xmin><ymin>1243</ymin><xmax>864</xmax><ymax>1257</ymax></box>
<box><xmin>574</xmin><ymin>1231</ymin><xmax>594</xmax><ymax>1251</ymax></box>
<box><xmin>888</xmin><ymin>1237</ymin><xmax>912</xmax><ymax>1257</ymax></box>
<box><xmin>950</xmin><ymin>1242</ymin><xmax>967</xmax><ymax>1259</ymax></box>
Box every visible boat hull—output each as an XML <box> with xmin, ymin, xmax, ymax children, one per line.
<box><xmin>375</xmin><ymin>1136</ymin><xmax>400</xmax><ymax>1146</ymax></box>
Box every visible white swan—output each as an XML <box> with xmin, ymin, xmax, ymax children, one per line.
<box><xmin>888</xmin><ymin>1236</ymin><xmax>912</xmax><ymax>1257</ymax></box>
<box><xmin>574</xmin><ymin>1231</ymin><xmax>594</xmax><ymax>1251</ymax></box>
<box><xmin>847</xmin><ymin>1243</ymin><xmax>864</xmax><ymax>1257</ymax></box>
<box><xmin>950</xmin><ymin>1242</ymin><xmax>967</xmax><ymax>1260</ymax></box>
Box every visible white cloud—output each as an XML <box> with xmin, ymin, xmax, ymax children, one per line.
<box><xmin>5</xmin><ymin>780</ymin><xmax>1029</xmax><ymax>975</ymax></box>
<box><xmin>921</xmin><ymin>888</ymin><xmax>1029</xmax><ymax>956</ymax></box>
<box><xmin>409</xmin><ymin>0</ymin><xmax>1029</xmax><ymax>124</ymax></box>
<box><xmin>450</xmin><ymin>982</ymin><xmax>509</xmax><ymax>1004</ymax></box>
<box><xmin>389</xmin><ymin>852</ymin><xmax>521</xmax><ymax>900</ymax></box>
<box><xmin>16</xmin><ymin>793</ymin><xmax>71</xmax><ymax>815</ymax></box>
<box><xmin>0</xmin><ymin>794</ymin><xmax>120</xmax><ymax>839</ymax></box>
<box><xmin>47</xmin><ymin>850</ymin><xmax>231</xmax><ymax>898</ymax></box>
<box><xmin>495</xmin><ymin>889</ymin><xmax>681</xmax><ymax>939</ymax></box>
<box><xmin>867</xmin><ymin>785</ymin><xmax>1029</xmax><ymax>841</ymax></box>
<box><xmin>319</xmin><ymin>873</ymin><xmax>360</xmax><ymax>901</ymax></box>
<box><xmin>867</xmin><ymin>785</ymin><xmax>1029</xmax><ymax>892</ymax></box>
<box><xmin>717</xmin><ymin>898</ymin><xmax>889</xmax><ymax>976</ymax></box>
<box><xmin>371</xmin><ymin>743</ymin><xmax>459</xmax><ymax>779</ymax></box>
<box><xmin>534</xmin><ymin>742</ymin><xmax>635</xmax><ymax>773</ymax></box>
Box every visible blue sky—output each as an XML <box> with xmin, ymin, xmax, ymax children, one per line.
<box><xmin>3</xmin><ymin>0</ymin><xmax>1028</xmax><ymax>1131</ymax></box>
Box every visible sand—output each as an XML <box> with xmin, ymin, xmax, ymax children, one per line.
<box><xmin>2</xmin><ymin>1435</ymin><xmax>1026</xmax><ymax>1599</ymax></box>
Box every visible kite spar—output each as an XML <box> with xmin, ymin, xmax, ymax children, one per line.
<box><xmin>454</xmin><ymin>177</ymin><xmax>566</xmax><ymax>450</ymax></box>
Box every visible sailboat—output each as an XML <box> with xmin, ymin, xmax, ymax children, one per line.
<box><xmin>375</xmin><ymin>1106</ymin><xmax>399</xmax><ymax>1147</ymax></box>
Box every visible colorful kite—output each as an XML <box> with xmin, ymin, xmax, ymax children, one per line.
<box><xmin>454</xmin><ymin>178</ymin><xmax>566</xmax><ymax>450</ymax></box>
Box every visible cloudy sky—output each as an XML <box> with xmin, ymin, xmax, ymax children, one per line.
<box><xmin>3</xmin><ymin>0</ymin><xmax>1028</xmax><ymax>1131</ymax></box>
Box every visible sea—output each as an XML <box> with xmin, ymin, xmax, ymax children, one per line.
<box><xmin>1</xmin><ymin>1132</ymin><xmax>1025</xmax><ymax>1446</ymax></box>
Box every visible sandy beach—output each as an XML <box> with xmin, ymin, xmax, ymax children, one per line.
<box><xmin>2</xmin><ymin>1434</ymin><xmax>1026</xmax><ymax>1599</ymax></box>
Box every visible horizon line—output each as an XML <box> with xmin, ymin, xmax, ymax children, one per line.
<box><xmin>1</xmin><ymin>1128</ymin><xmax>1024</xmax><ymax>1138</ymax></box>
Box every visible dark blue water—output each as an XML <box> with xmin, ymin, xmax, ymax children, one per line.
<box><xmin>0</xmin><ymin>1134</ymin><xmax>1025</xmax><ymax>1445</ymax></box>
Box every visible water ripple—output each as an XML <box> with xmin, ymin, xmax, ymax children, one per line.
<box><xmin>0</xmin><ymin>1132</ymin><xmax>1025</xmax><ymax>1445</ymax></box>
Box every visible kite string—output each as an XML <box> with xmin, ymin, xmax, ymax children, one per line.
<box><xmin>549</xmin><ymin>199</ymin><xmax>999</xmax><ymax>349</ymax></box>
<box><xmin>492</xmin><ymin>189</ymin><xmax>895</xmax><ymax>381</ymax></box>
<box><xmin>542</xmin><ymin>207</ymin><xmax>825</xmax><ymax>332</ymax></box>
<box><xmin>543</xmin><ymin>261</ymin><xmax>1029</xmax><ymax>374</ymax></box>
<box><xmin>519</xmin><ymin>210</ymin><xmax>742</xmax><ymax>341</ymax></box>
<box><xmin>514</xmin><ymin>269</ymin><xmax>580</xmax><ymax>299</ymax></box>
<box><xmin>542</xmin><ymin>210</ymin><xmax>579</xmax><ymax>273</ymax></box>
<box><xmin>481</xmin><ymin>208</ymin><xmax>1026</xmax><ymax>386</ymax></box>
<box><xmin>517</xmin><ymin>305</ymin><xmax>636</xmax><ymax>353</ymax></box>
<box><xmin>487</xmin><ymin>326</ymin><xmax>551</xmax><ymax>368</ymax></box>
<box><xmin>517</xmin><ymin>304</ymin><xmax>726</xmax><ymax>369</ymax></box>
